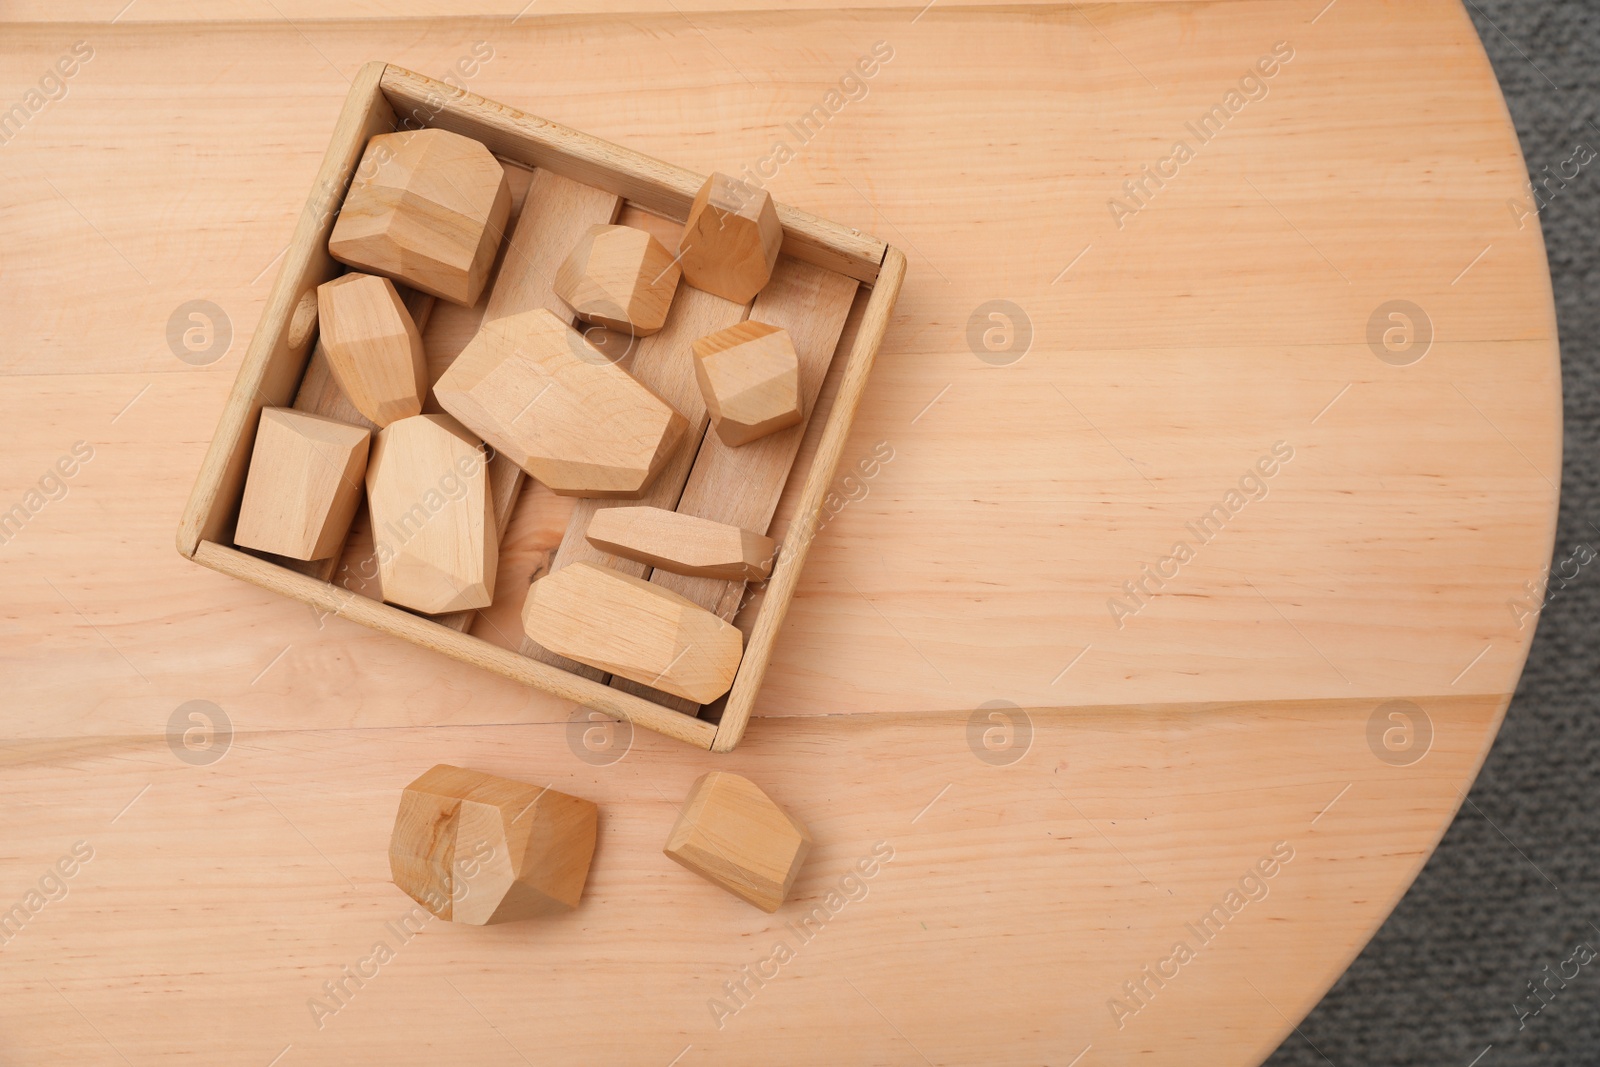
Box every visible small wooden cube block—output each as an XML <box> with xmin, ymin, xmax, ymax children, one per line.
<box><xmin>586</xmin><ymin>506</ymin><xmax>775</xmax><ymax>581</ymax></box>
<box><xmin>234</xmin><ymin>408</ymin><xmax>370</xmax><ymax>561</ymax></box>
<box><xmin>521</xmin><ymin>561</ymin><xmax>742</xmax><ymax>703</ymax></box>
<box><xmin>365</xmin><ymin>414</ymin><xmax>496</xmax><ymax>614</ymax></box>
<box><xmin>316</xmin><ymin>272</ymin><xmax>427</xmax><ymax>427</ymax></box>
<box><xmin>554</xmin><ymin>224</ymin><xmax>681</xmax><ymax>336</ymax></box>
<box><xmin>390</xmin><ymin>764</ymin><xmax>598</xmax><ymax>925</ymax></box>
<box><xmin>693</xmin><ymin>321</ymin><xmax>803</xmax><ymax>446</ymax></box>
<box><xmin>678</xmin><ymin>173</ymin><xmax>783</xmax><ymax>303</ymax></box>
<box><xmin>434</xmin><ymin>308</ymin><xmax>688</xmax><ymax>498</ymax></box>
<box><xmin>329</xmin><ymin>128</ymin><xmax>511</xmax><ymax>306</ymax></box>
<box><xmin>663</xmin><ymin>771</ymin><xmax>812</xmax><ymax>913</ymax></box>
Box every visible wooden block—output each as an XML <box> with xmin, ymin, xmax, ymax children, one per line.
<box><xmin>433</xmin><ymin>307</ymin><xmax>688</xmax><ymax>498</ymax></box>
<box><xmin>679</xmin><ymin>173</ymin><xmax>783</xmax><ymax>303</ymax></box>
<box><xmin>365</xmin><ymin>413</ymin><xmax>496</xmax><ymax>613</ymax></box>
<box><xmin>390</xmin><ymin>764</ymin><xmax>597</xmax><ymax>924</ymax></box>
<box><xmin>521</xmin><ymin>561</ymin><xmax>742</xmax><ymax>704</ymax></box>
<box><xmin>693</xmin><ymin>321</ymin><xmax>802</xmax><ymax>446</ymax></box>
<box><xmin>317</xmin><ymin>272</ymin><xmax>427</xmax><ymax>427</ymax></box>
<box><xmin>662</xmin><ymin>771</ymin><xmax>811</xmax><ymax>913</ymax></box>
<box><xmin>330</xmin><ymin>128</ymin><xmax>512</xmax><ymax>307</ymax></box>
<box><xmin>586</xmin><ymin>506</ymin><xmax>774</xmax><ymax>581</ymax></box>
<box><xmin>233</xmin><ymin>408</ymin><xmax>370</xmax><ymax>561</ymax></box>
<box><xmin>614</xmin><ymin>257</ymin><xmax>857</xmax><ymax>710</ymax></box>
<box><xmin>554</xmin><ymin>224</ymin><xmax>681</xmax><ymax>336</ymax></box>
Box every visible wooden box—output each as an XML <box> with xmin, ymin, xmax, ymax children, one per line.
<box><xmin>176</xmin><ymin>63</ymin><xmax>905</xmax><ymax>751</ymax></box>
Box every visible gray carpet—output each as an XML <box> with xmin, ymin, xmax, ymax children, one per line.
<box><xmin>1264</xmin><ymin>2</ymin><xmax>1600</xmax><ymax>1064</ymax></box>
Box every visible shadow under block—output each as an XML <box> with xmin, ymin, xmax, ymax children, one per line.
<box><xmin>329</xmin><ymin>128</ymin><xmax>512</xmax><ymax>307</ymax></box>
<box><xmin>663</xmin><ymin>771</ymin><xmax>812</xmax><ymax>913</ymax></box>
<box><xmin>317</xmin><ymin>272</ymin><xmax>427</xmax><ymax>427</ymax></box>
<box><xmin>586</xmin><ymin>506</ymin><xmax>775</xmax><ymax>581</ymax></box>
<box><xmin>614</xmin><ymin>257</ymin><xmax>858</xmax><ymax>710</ymax></box>
<box><xmin>365</xmin><ymin>414</ymin><xmax>496</xmax><ymax>613</ymax></box>
<box><xmin>554</xmin><ymin>223</ymin><xmax>681</xmax><ymax>336</ymax></box>
<box><xmin>433</xmin><ymin>307</ymin><xmax>688</xmax><ymax>497</ymax></box>
<box><xmin>521</xmin><ymin>561</ymin><xmax>742</xmax><ymax>704</ymax></box>
<box><xmin>694</xmin><ymin>321</ymin><xmax>802</xmax><ymax>446</ymax></box>
<box><xmin>233</xmin><ymin>408</ymin><xmax>370</xmax><ymax>562</ymax></box>
<box><xmin>389</xmin><ymin>764</ymin><xmax>598</xmax><ymax>925</ymax></box>
<box><xmin>679</xmin><ymin>173</ymin><xmax>783</xmax><ymax>304</ymax></box>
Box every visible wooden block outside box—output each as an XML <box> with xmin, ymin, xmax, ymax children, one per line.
<box><xmin>693</xmin><ymin>321</ymin><xmax>803</xmax><ymax>447</ymax></box>
<box><xmin>434</xmin><ymin>307</ymin><xmax>688</xmax><ymax>498</ymax></box>
<box><xmin>586</xmin><ymin>506</ymin><xmax>775</xmax><ymax>581</ymax></box>
<box><xmin>390</xmin><ymin>764</ymin><xmax>598</xmax><ymax>924</ymax></box>
<box><xmin>679</xmin><ymin>173</ymin><xmax>783</xmax><ymax>303</ymax></box>
<box><xmin>663</xmin><ymin>771</ymin><xmax>812</xmax><ymax>912</ymax></box>
<box><xmin>234</xmin><ymin>408</ymin><xmax>370</xmax><ymax>561</ymax></box>
<box><xmin>329</xmin><ymin>128</ymin><xmax>512</xmax><ymax>307</ymax></box>
<box><xmin>365</xmin><ymin>414</ymin><xmax>496</xmax><ymax>613</ymax></box>
<box><xmin>521</xmin><ymin>561</ymin><xmax>742</xmax><ymax>704</ymax></box>
<box><xmin>316</xmin><ymin>272</ymin><xmax>427</xmax><ymax>427</ymax></box>
<box><xmin>555</xmin><ymin>224</ymin><xmax>681</xmax><ymax>336</ymax></box>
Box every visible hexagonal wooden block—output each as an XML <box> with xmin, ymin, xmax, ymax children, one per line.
<box><xmin>585</xmin><ymin>506</ymin><xmax>775</xmax><ymax>581</ymax></box>
<box><xmin>554</xmin><ymin>224</ymin><xmax>681</xmax><ymax>336</ymax></box>
<box><xmin>663</xmin><ymin>771</ymin><xmax>812</xmax><ymax>912</ymax></box>
<box><xmin>329</xmin><ymin>128</ymin><xmax>511</xmax><ymax>306</ymax></box>
<box><xmin>521</xmin><ymin>561</ymin><xmax>743</xmax><ymax>703</ymax></box>
<box><xmin>316</xmin><ymin>272</ymin><xmax>427</xmax><ymax>427</ymax></box>
<box><xmin>678</xmin><ymin>172</ymin><xmax>783</xmax><ymax>303</ymax></box>
<box><xmin>365</xmin><ymin>414</ymin><xmax>496</xmax><ymax>614</ymax></box>
<box><xmin>390</xmin><ymin>764</ymin><xmax>598</xmax><ymax>925</ymax></box>
<box><xmin>434</xmin><ymin>307</ymin><xmax>688</xmax><ymax>498</ymax></box>
<box><xmin>692</xmin><ymin>320</ymin><xmax>803</xmax><ymax>446</ymax></box>
<box><xmin>234</xmin><ymin>408</ymin><xmax>370</xmax><ymax>561</ymax></box>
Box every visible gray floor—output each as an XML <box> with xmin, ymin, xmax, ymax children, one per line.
<box><xmin>1264</xmin><ymin>2</ymin><xmax>1600</xmax><ymax>1065</ymax></box>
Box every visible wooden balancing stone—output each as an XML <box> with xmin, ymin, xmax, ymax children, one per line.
<box><xmin>678</xmin><ymin>172</ymin><xmax>783</xmax><ymax>303</ymax></box>
<box><xmin>554</xmin><ymin>223</ymin><xmax>681</xmax><ymax>336</ymax></box>
<box><xmin>663</xmin><ymin>771</ymin><xmax>812</xmax><ymax>913</ymax></box>
<box><xmin>328</xmin><ymin>127</ymin><xmax>511</xmax><ymax>307</ymax></box>
<box><xmin>315</xmin><ymin>272</ymin><xmax>427</xmax><ymax>426</ymax></box>
<box><xmin>233</xmin><ymin>408</ymin><xmax>369</xmax><ymax>562</ymax></box>
<box><xmin>390</xmin><ymin>764</ymin><xmax>598</xmax><ymax>924</ymax></box>
<box><xmin>521</xmin><ymin>562</ymin><xmax>743</xmax><ymax>703</ymax></box>
<box><xmin>434</xmin><ymin>307</ymin><xmax>689</xmax><ymax>497</ymax></box>
<box><xmin>364</xmin><ymin>414</ymin><xmax>496</xmax><ymax>614</ymax></box>
<box><xmin>692</xmin><ymin>321</ymin><xmax>803</xmax><ymax>446</ymax></box>
<box><xmin>585</xmin><ymin>506</ymin><xmax>775</xmax><ymax>581</ymax></box>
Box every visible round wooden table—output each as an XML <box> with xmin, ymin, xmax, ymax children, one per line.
<box><xmin>1</xmin><ymin>1</ymin><xmax>1557</xmax><ymax>1064</ymax></box>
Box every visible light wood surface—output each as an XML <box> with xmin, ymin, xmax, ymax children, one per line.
<box><xmin>0</xmin><ymin>3</ymin><xmax>1560</xmax><ymax>1065</ymax></box>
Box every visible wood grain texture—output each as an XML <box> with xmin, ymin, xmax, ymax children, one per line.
<box><xmin>0</xmin><ymin>3</ymin><xmax>1562</xmax><ymax>1063</ymax></box>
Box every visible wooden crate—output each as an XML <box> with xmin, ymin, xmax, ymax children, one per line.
<box><xmin>175</xmin><ymin>62</ymin><xmax>905</xmax><ymax>752</ymax></box>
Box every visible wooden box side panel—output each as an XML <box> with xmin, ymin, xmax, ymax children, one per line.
<box><xmin>176</xmin><ymin>61</ymin><xmax>397</xmax><ymax>558</ymax></box>
<box><xmin>378</xmin><ymin>65</ymin><xmax>886</xmax><ymax>284</ymax></box>
<box><xmin>713</xmin><ymin>247</ymin><xmax>907</xmax><ymax>751</ymax></box>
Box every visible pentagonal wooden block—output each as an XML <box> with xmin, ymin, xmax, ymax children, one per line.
<box><xmin>390</xmin><ymin>764</ymin><xmax>598</xmax><ymax>925</ymax></box>
<box><xmin>316</xmin><ymin>272</ymin><xmax>427</xmax><ymax>427</ymax></box>
<box><xmin>554</xmin><ymin>224</ymin><xmax>681</xmax><ymax>336</ymax></box>
<box><xmin>234</xmin><ymin>408</ymin><xmax>370</xmax><ymax>561</ymax></box>
<box><xmin>521</xmin><ymin>561</ymin><xmax>743</xmax><ymax>703</ymax></box>
<box><xmin>585</xmin><ymin>506</ymin><xmax>775</xmax><ymax>581</ymax></box>
<box><xmin>692</xmin><ymin>320</ymin><xmax>803</xmax><ymax>446</ymax></box>
<box><xmin>329</xmin><ymin>128</ymin><xmax>511</xmax><ymax>306</ymax></box>
<box><xmin>365</xmin><ymin>414</ymin><xmax>496</xmax><ymax>613</ymax></box>
<box><xmin>678</xmin><ymin>173</ymin><xmax>783</xmax><ymax>303</ymax></box>
<box><xmin>434</xmin><ymin>307</ymin><xmax>688</xmax><ymax>498</ymax></box>
<box><xmin>663</xmin><ymin>771</ymin><xmax>812</xmax><ymax>913</ymax></box>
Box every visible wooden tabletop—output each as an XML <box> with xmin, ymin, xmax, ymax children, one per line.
<box><xmin>0</xmin><ymin>2</ymin><xmax>1559</xmax><ymax>1064</ymax></box>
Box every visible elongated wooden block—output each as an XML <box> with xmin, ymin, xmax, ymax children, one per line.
<box><xmin>366</xmin><ymin>413</ymin><xmax>496</xmax><ymax>613</ymax></box>
<box><xmin>390</xmin><ymin>764</ymin><xmax>598</xmax><ymax>924</ymax></box>
<box><xmin>521</xmin><ymin>561</ymin><xmax>742</xmax><ymax>704</ymax></box>
<box><xmin>434</xmin><ymin>307</ymin><xmax>688</xmax><ymax>498</ymax></box>
<box><xmin>234</xmin><ymin>408</ymin><xmax>370</xmax><ymax>561</ymax></box>
<box><xmin>663</xmin><ymin>771</ymin><xmax>811</xmax><ymax>912</ymax></box>
<box><xmin>317</xmin><ymin>272</ymin><xmax>427</xmax><ymax>426</ymax></box>
<box><xmin>587</xmin><ymin>506</ymin><xmax>774</xmax><ymax>581</ymax></box>
<box><xmin>555</xmin><ymin>224</ymin><xmax>681</xmax><ymax>336</ymax></box>
<box><xmin>330</xmin><ymin>128</ymin><xmax>512</xmax><ymax>306</ymax></box>
<box><xmin>679</xmin><ymin>173</ymin><xmax>783</xmax><ymax>303</ymax></box>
